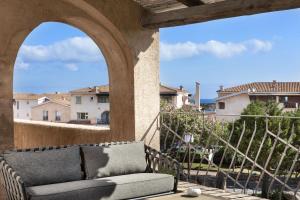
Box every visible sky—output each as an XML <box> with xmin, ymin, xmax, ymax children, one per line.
<box><xmin>14</xmin><ymin>9</ymin><xmax>300</xmax><ymax>99</ymax></box>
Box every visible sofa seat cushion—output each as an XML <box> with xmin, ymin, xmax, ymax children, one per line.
<box><xmin>26</xmin><ymin>173</ymin><xmax>175</xmax><ymax>200</ymax></box>
<box><xmin>81</xmin><ymin>142</ymin><xmax>147</xmax><ymax>179</ymax></box>
<box><xmin>4</xmin><ymin>146</ymin><xmax>82</xmax><ymax>186</ymax></box>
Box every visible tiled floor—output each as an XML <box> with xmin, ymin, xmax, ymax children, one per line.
<box><xmin>148</xmin><ymin>182</ymin><xmax>267</xmax><ymax>200</ymax></box>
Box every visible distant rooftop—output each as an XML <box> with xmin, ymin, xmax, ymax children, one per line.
<box><xmin>13</xmin><ymin>93</ymin><xmax>71</xmax><ymax>101</ymax></box>
<box><xmin>70</xmin><ymin>84</ymin><xmax>190</xmax><ymax>95</ymax></box>
<box><xmin>218</xmin><ymin>81</ymin><xmax>300</xmax><ymax>95</ymax></box>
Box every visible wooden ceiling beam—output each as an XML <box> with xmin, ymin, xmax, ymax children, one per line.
<box><xmin>176</xmin><ymin>0</ymin><xmax>204</xmax><ymax>7</ymax></box>
<box><xmin>143</xmin><ymin>0</ymin><xmax>300</xmax><ymax>28</ymax></box>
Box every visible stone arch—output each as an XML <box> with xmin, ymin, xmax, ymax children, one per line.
<box><xmin>0</xmin><ymin>0</ymin><xmax>137</xmax><ymax>149</ymax></box>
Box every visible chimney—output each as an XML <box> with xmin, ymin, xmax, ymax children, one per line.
<box><xmin>219</xmin><ymin>85</ymin><xmax>224</xmax><ymax>91</ymax></box>
<box><xmin>95</xmin><ymin>86</ymin><xmax>100</xmax><ymax>94</ymax></box>
<box><xmin>194</xmin><ymin>82</ymin><xmax>200</xmax><ymax>110</ymax></box>
<box><xmin>272</xmin><ymin>80</ymin><xmax>277</xmax><ymax>91</ymax></box>
<box><xmin>179</xmin><ymin>85</ymin><xmax>183</xmax><ymax>90</ymax></box>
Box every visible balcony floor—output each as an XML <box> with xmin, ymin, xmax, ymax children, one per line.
<box><xmin>148</xmin><ymin>182</ymin><xmax>266</xmax><ymax>200</ymax></box>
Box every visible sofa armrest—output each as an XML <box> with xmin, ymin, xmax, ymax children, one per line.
<box><xmin>0</xmin><ymin>159</ymin><xmax>27</xmax><ymax>200</ymax></box>
<box><xmin>145</xmin><ymin>146</ymin><xmax>180</xmax><ymax>192</ymax></box>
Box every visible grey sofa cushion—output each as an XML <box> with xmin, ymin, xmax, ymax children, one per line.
<box><xmin>81</xmin><ymin>142</ymin><xmax>147</xmax><ymax>179</ymax></box>
<box><xmin>26</xmin><ymin>173</ymin><xmax>175</xmax><ymax>200</ymax></box>
<box><xmin>4</xmin><ymin>146</ymin><xmax>82</xmax><ymax>186</ymax></box>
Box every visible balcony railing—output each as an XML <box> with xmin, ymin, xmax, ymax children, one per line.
<box><xmin>159</xmin><ymin>111</ymin><xmax>300</xmax><ymax>200</ymax></box>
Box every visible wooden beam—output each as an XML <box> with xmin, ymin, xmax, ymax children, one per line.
<box><xmin>143</xmin><ymin>0</ymin><xmax>300</xmax><ymax>28</ymax></box>
<box><xmin>177</xmin><ymin>0</ymin><xmax>204</xmax><ymax>7</ymax></box>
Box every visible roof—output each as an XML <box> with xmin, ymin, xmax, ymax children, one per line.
<box><xmin>32</xmin><ymin>98</ymin><xmax>70</xmax><ymax>108</ymax></box>
<box><xmin>134</xmin><ymin>0</ymin><xmax>300</xmax><ymax>28</ymax></box>
<box><xmin>217</xmin><ymin>82</ymin><xmax>300</xmax><ymax>100</ymax></box>
<box><xmin>219</xmin><ymin>82</ymin><xmax>300</xmax><ymax>94</ymax></box>
<box><xmin>70</xmin><ymin>84</ymin><xmax>190</xmax><ymax>95</ymax></box>
<box><xmin>14</xmin><ymin>93</ymin><xmax>71</xmax><ymax>101</ymax></box>
<box><xmin>70</xmin><ymin>85</ymin><xmax>109</xmax><ymax>95</ymax></box>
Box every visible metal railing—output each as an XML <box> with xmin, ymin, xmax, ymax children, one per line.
<box><xmin>159</xmin><ymin>111</ymin><xmax>300</xmax><ymax>200</ymax></box>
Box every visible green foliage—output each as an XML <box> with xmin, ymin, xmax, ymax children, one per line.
<box><xmin>230</xmin><ymin>100</ymin><xmax>300</xmax><ymax>172</ymax></box>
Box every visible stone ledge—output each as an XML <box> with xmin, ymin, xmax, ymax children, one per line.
<box><xmin>14</xmin><ymin>119</ymin><xmax>110</xmax><ymax>131</ymax></box>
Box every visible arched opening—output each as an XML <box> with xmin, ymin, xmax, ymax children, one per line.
<box><xmin>100</xmin><ymin>111</ymin><xmax>110</xmax><ymax>125</ymax></box>
<box><xmin>14</xmin><ymin>22</ymin><xmax>110</xmax><ymax>127</ymax></box>
<box><xmin>0</xmin><ymin>0</ymin><xmax>137</xmax><ymax>149</ymax></box>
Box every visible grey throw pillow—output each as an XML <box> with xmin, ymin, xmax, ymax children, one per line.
<box><xmin>4</xmin><ymin>146</ymin><xmax>82</xmax><ymax>186</ymax></box>
<box><xmin>81</xmin><ymin>142</ymin><xmax>147</xmax><ymax>179</ymax></box>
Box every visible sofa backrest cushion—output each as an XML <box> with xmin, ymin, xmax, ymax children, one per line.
<box><xmin>4</xmin><ymin>146</ymin><xmax>82</xmax><ymax>187</ymax></box>
<box><xmin>81</xmin><ymin>142</ymin><xmax>147</xmax><ymax>179</ymax></box>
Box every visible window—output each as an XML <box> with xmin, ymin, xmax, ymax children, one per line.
<box><xmin>161</xmin><ymin>96</ymin><xmax>172</xmax><ymax>104</ymax></box>
<box><xmin>97</xmin><ymin>96</ymin><xmax>109</xmax><ymax>103</ymax></box>
<box><xmin>43</xmin><ymin>110</ymin><xmax>48</xmax><ymax>121</ymax></box>
<box><xmin>218</xmin><ymin>102</ymin><xmax>225</xmax><ymax>109</ymax></box>
<box><xmin>77</xmin><ymin>112</ymin><xmax>88</xmax><ymax>120</ymax></box>
<box><xmin>90</xmin><ymin>96</ymin><xmax>94</xmax><ymax>101</ymax></box>
<box><xmin>279</xmin><ymin>96</ymin><xmax>289</xmax><ymax>103</ymax></box>
<box><xmin>76</xmin><ymin>96</ymin><xmax>82</xmax><ymax>104</ymax></box>
<box><xmin>17</xmin><ymin>101</ymin><xmax>19</xmax><ymax>110</ymax></box>
<box><xmin>27</xmin><ymin>101</ymin><xmax>29</xmax><ymax>105</ymax></box>
<box><xmin>55</xmin><ymin>111</ymin><xmax>61</xmax><ymax>121</ymax></box>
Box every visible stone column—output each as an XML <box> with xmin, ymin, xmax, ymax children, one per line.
<box><xmin>0</xmin><ymin>60</ymin><xmax>14</xmax><ymax>151</ymax></box>
<box><xmin>133</xmin><ymin>30</ymin><xmax>160</xmax><ymax>149</ymax></box>
<box><xmin>0</xmin><ymin>59</ymin><xmax>13</xmax><ymax>200</ymax></box>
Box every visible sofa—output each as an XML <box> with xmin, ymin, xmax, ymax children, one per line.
<box><xmin>0</xmin><ymin>142</ymin><xmax>180</xmax><ymax>200</ymax></box>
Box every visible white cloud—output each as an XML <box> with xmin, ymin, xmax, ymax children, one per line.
<box><xmin>17</xmin><ymin>36</ymin><xmax>103</xmax><ymax>66</ymax></box>
<box><xmin>65</xmin><ymin>63</ymin><xmax>79</xmax><ymax>71</ymax></box>
<box><xmin>246</xmin><ymin>39</ymin><xmax>272</xmax><ymax>52</ymax></box>
<box><xmin>160</xmin><ymin>39</ymin><xmax>273</xmax><ymax>61</ymax></box>
<box><xmin>15</xmin><ymin>57</ymin><xmax>30</xmax><ymax>70</ymax></box>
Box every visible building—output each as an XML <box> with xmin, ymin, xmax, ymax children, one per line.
<box><xmin>13</xmin><ymin>94</ymin><xmax>39</xmax><ymax>120</ymax></box>
<box><xmin>13</xmin><ymin>93</ymin><xmax>70</xmax><ymax>121</ymax></box>
<box><xmin>160</xmin><ymin>85</ymin><xmax>190</xmax><ymax>108</ymax></box>
<box><xmin>216</xmin><ymin>81</ymin><xmax>300</xmax><ymax>121</ymax></box>
<box><xmin>70</xmin><ymin>84</ymin><xmax>191</xmax><ymax>125</ymax></box>
<box><xmin>69</xmin><ymin>85</ymin><xmax>110</xmax><ymax>125</ymax></box>
<box><xmin>31</xmin><ymin>99</ymin><xmax>71</xmax><ymax>123</ymax></box>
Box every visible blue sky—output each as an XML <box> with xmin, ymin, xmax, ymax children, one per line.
<box><xmin>14</xmin><ymin>9</ymin><xmax>300</xmax><ymax>98</ymax></box>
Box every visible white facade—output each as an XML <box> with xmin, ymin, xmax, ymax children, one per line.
<box><xmin>70</xmin><ymin>95</ymin><xmax>110</xmax><ymax>124</ymax></box>
<box><xmin>13</xmin><ymin>99</ymin><xmax>38</xmax><ymax>120</ymax></box>
<box><xmin>216</xmin><ymin>93</ymin><xmax>251</xmax><ymax>121</ymax></box>
<box><xmin>175</xmin><ymin>93</ymin><xmax>189</xmax><ymax>108</ymax></box>
<box><xmin>161</xmin><ymin>93</ymin><xmax>190</xmax><ymax>109</ymax></box>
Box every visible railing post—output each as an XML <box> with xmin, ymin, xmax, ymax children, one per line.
<box><xmin>187</xmin><ymin>141</ymin><xmax>191</xmax><ymax>181</ymax></box>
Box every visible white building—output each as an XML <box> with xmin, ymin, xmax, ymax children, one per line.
<box><xmin>70</xmin><ymin>85</ymin><xmax>110</xmax><ymax>125</ymax></box>
<box><xmin>13</xmin><ymin>93</ymin><xmax>70</xmax><ymax>121</ymax></box>
<box><xmin>70</xmin><ymin>84</ymin><xmax>190</xmax><ymax>125</ymax></box>
<box><xmin>31</xmin><ymin>99</ymin><xmax>71</xmax><ymax>123</ymax></box>
<box><xmin>216</xmin><ymin>81</ymin><xmax>300</xmax><ymax>121</ymax></box>
<box><xmin>13</xmin><ymin>94</ymin><xmax>39</xmax><ymax>120</ymax></box>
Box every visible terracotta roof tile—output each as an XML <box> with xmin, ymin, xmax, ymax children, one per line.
<box><xmin>219</xmin><ymin>82</ymin><xmax>300</xmax><ymax>94</ymax></box>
